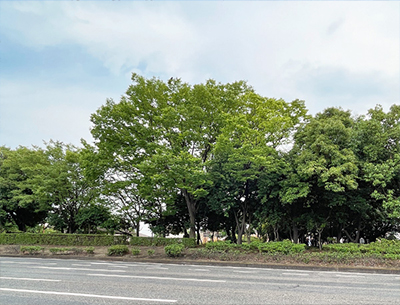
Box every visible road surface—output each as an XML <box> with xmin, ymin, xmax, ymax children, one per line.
<box><xmin>1</xmin><ymin>257</ymin><xmax>399</xmax><ymax>304</ymax></box>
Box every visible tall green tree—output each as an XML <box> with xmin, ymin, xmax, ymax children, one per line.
<box><xmin>90</xmin><ymin>74</ymin><xmax>258</xmax><ymax>238</ymax></box>
<box><xmin>208</xmin><ymin>95</ymin><xmax>307</xmax><ymax>244</ymax></box>
<box><xmin>282</xmin><ymin>108</ymin><xmax>359</xmax><ymax>247</ymax></box>
<box><xmin>0</xmin><ymin>146</ymin><xmax>50</xmax><ymax>231</ymax></box>
<box><xmin>355</xmin><ymin>105</ymin><xmax>400</xmax><ymax>225</ymax></box>
<box><xmin>40</xmin><ymin>141</ymin><xmax>100</xmax><ymax>233</ymax></box>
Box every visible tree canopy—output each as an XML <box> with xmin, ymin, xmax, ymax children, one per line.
<box><xmin>1</xmin><ymin>74</ymin><xmax>399</xmax><ymax>245</ymax></box>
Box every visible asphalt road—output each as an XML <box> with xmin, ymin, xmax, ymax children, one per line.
<box><xmin>1</xmin><ymin>257</ymin><xmax>399</xmax><ymax>304</ymax></box>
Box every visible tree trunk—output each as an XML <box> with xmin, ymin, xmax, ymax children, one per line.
<box><xmin>136</xmin><ymin>220</ymin><xmax>140</xmax><ymax>237</ymax></box>
<box><xmin>316</xmin><ymin>227</ymin><xmax>324</xmax><ymax>250</ymax></box>
<box><xmin>196</xmin><ymin>222</ymin><xmax>201</xmax><ymax>245</ymax></box>
<box><xmin>234</xmin><ymin>211</ymin><xmax>246</xmax><ymax>245</ymax></box>
<box><xmin>182</xmin><ymin>189</ymin><xmax>196</xmax><ymax>239</ymax></box>
<box><xmin>292</xmin><ymin>223</ymin><xmax>299</xmax><ymax>244</ymax></box>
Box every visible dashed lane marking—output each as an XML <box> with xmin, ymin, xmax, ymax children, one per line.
<box><xmin>88</xmin><ymin>273</ymin><xmax>226</xmax><ymax>283</ymax></box>
<box><xmin>0</xmin><ymin>288</ymin><xmax>177</xmax><ymax>303</ymax></box>
<box><xmin>0</xmin><ymin>277</ymin><xmax>60</xmax><ymax>282</ymax></box>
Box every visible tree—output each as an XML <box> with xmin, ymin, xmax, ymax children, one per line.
<box><xmin>75</xmin><ymin>203</ymin><xmax>112</xmax><ymax>234</ymax></box>
<box><xmin>90</xmin><ymin>74</ymin><xmax>259</xmax><ymax>239</ymax></box>
<box><xmin>208</xmin><ymin>95</ymin><xmax>307</xmax><ymax>244</ymax></box>
<box><xmin>354</xmin><ymin>105</ymin><xmax>400</xmax><ymax>225</ymax></box>
<box><xmin>40</xmin><ymin>141</ymin><xmax>100</xmax><ymax>233</ymax></box>
<box><xmin>0</xmin><ymin>146</ymin><xmax>51</xmax><ymax>231</ymax></box>
<box><xmin>282</xmin><ymin>108</ymin><xmax>360</xmax><ymax>245</ymax></box>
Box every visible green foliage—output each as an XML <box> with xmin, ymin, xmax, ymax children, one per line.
<box><xmin>324</xmin><ymin>239</ymin><xmax>400</xmax><ymax>255</ymax></box>
<box><xmin>107</xmin><ymin>245</ymin><xmax>129</xmax><ymax>256</ymax></box>
<box><xmin>147</xmin><ymin>249</ymin><xmax>155</xmax><ymax>256</ymax></box>
<box><xmin>130</xmin><ymin>236</ymin><xmax>196</xmax><ymax>248</ymax></box>
<box><xmin>85</xmin><ymin>246</ymin><xmax>95</xmax><ymax>254</ymax></box>
<box><xmin>164</xmin><ymin>244</ymin><xmax>184</xmax><ymax>257</ymax></box>
<box><xmin>49</xmin><ymin>247</ymin><xmax>83</xmax><ymax>255</ymax></box>
<box><xmin>131</xmin><ymin>247</ymin><xmax>140</xmax><ymax>255</ymax></box>
<box><xmin>0</xmin><ymin>233</ymin><xmax>128</xmax><ymax>246</ymax></box>
<box><xmin>0</xmin><ymin>146</ymin><xmax>51</xmax><ymax>231</ymax></box>
<box><xmin>205</xmin><ymin>241</ymin><xmax>240</xmax><ymax>252</ymax></box>
<box><xmin>20</xmin><ymin>246</ymin><xmax>44</xmax><ymax>255</ymax></box>
<box><xmin>257</xmin><ymin>240</ymin><xmax>305</xmax><ymax>255</ymax></box>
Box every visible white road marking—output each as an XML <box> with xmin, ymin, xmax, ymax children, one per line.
<box><xmin>233</xmin><ymin>270</ymin><xmax>257</xmax><ymax>274</ymax></box>
<box><xmin>0</xmin><ymin>288</ymin><xmax>177</xmax><ymax>303</ymax></box>
<box><xmin>88</xmin><ymin>273</ymin><xmax>226</xmax><ymax>283</ymax></box>
<box><xmin>90</xmin><ymin>263</ymin><xmax>129</xmax><ymax>268</ymax></box>
<box><xmin>0</xmin><ymin>277</ymin><xmax>61</xmax><ymax>282</ymax></box>
<box><xmin>336</xmin><ymin>274</ymin><xmax>365</xmax><ymax>278</ymax></box>
<box><xmin>31</xmin><ymin>266</ymin><xmax>126</xmax><ymax>272</ymax></box>
<box><xmin>147</xmin><ymin>267</ymin><xmax>169</xmax><ymax>270</ymax></box>
<box><xmin>188</xmin><ymin>269</ymin><xmax>210</xmax><ymax>272</ymax></box>
<box><xmin>282</xmin><ymin>273</ymin><xmax>309</xmax><ymax>276</ymax></box>
<box><xmin>71</xmin><ymin>264</ymin><xmax>92</xmax><ymax>267</ymax></box>
<box><xmin>1</xmin><ymin>262</ymin><xmax>57</xmax><ymax>265</ymax></box>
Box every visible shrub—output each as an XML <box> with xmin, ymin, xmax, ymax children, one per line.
<box><xmin>130</xmin><ymin>237</ymin><xmax>196</xmax><ymax>248</ymax></box>
<box><xmin>84</xmin><ymin>246</ymin><xmax>95</xmax><ymax>254</ymax></box>
<box><xmin>0</xmin><ymin>233</ymin><xmax>196</xmax><ymax>248</ymax></box>
<box><xmin>107</xmin><ymin>245</ymin><xmax>129</xmax><ymax>256</ymax></box>
<box><xmin>131</xmin><ymin>247</ymin><xmax>141</xmax><ymax>256</ymax></box>
<box><xmin>258</xmin><ymin>240</ymin><xmax>305</xmax><ymax>255</ymax></box>
<box><xmin>147</xmin><ymin>249</ymin><xmax>155</xmax><ymax>256</ymax></box>
<box><xmin>165</xmin><ymin>244</ymin><xmax>184</xmax><ymax>257</ymax></box>
<box><xmin>49</xmin><ymin>247</ymin><xmax>83</xmax><ymax>255</ymax></box>
<box><xmin>20</xmin><ymin>246</ymin><xmax>44</xmax><ymax>255</ymax></box>
<box><xmin>205</xmin><ymin>241</ymin><xmax>239</xmax><ymax>252</ymax></box>
<box><xmin>49</xmin><ymin>247</ymin><xmax>68</xmax><ymax>254</ymax></box>
<box><xmin>0</xmin><ymin>233</ymin><xmax>128</xmax><ymax>246</ymax></box>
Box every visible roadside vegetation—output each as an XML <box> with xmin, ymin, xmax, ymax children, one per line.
<box><xmin>2</xmin><ymin>237</ymin><xmax>399</xmax><ymax>269</ymax></box>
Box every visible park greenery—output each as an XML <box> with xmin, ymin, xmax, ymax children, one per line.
<box><xmin>1</xmin><ymin>74</ymin><xmax>399</xmax><ymax>248</ymax></box>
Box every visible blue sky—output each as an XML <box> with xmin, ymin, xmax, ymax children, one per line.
<box><xmin>1</xmin><ymin>1</ymin><xmax>399</xmax><ymax>149</ymax></box>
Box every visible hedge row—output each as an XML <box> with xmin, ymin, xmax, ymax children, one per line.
<box><xmin>204</xmin><ymin>240</ymin><xmax>306</xmax><ymax>254</ymax></box>
<box><xmin>324</xmin><ymin>239</ymin><xmax>400</xmax><ymax>255</ymax></box>
<box><xmin>0</xmin><ymin>233</ymin><xmax>196</xmax><ymax>248</ymax></box>
<box><xmin>129</xmin><ymin>236</ymin><xmax>196</xmax><ymax>248</ymax></box>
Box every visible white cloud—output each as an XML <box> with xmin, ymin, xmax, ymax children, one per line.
<box><xmin>4</xmin><ymin>1</ymin><xmax>398</xmax><ymax>80</ymax></box>
<box><xmin>1</xmin><ymin>1</ymin><xmax>399</xmax><ymax>148</ymax></box>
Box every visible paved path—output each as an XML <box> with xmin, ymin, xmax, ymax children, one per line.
<box><xmin>1</xmin><ymin>257</ymin><xmax>400</xmax><ymax>304</ymax></box>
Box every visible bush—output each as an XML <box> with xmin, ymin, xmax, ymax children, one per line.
<box><xmin>165</xmin><ymin>244</ymin><xmax>184</xmax><ymax>257</ymax></box>
<box><xmin>0</xmin><ymin>233</ymin><xmax>128</xmax><ymax>246</ymax></box>
<box><xmin>258</xmin><ymin>240</ymin><xmax>305</xmax><ymax>255</ymax></box>
<box><xmin>324</xmin><ymin>239</ymin><xmax>400</xmax><ymax>255</ymax></box>
<box><xmin>0</xmin><ymin>233</ymin><xmax>196</xmax><ymax>248</ymax></box>
<box><xmin>205</xmin><ymin>241</ymin><xmax>239</xmax><ymax>252</ymax></box>
<box><xmin>49</xmin><ymin>247</ymin><xmax>83</xmax><ymax>255</ymax></box>
<box><xmin>131</xmin><ymin>247</ymin><xmax>141</xmax><ymax>256</ymax></box>
<box><xmin>107</xmin><ymin>245</ymin><xmax>129</xmax><ymax>256</ymax></box>
<box><xmin>130</xmin><ymin>236</ymin><xmax>196</xmax><ymax>248</ymax></box>
<box><xmin>20</xmin><ymin>246</ymin><xmax>44</xmax><ymax>255</ymax></box>
<box><xmin>85</xmin><ymin>246</ymin><xmax>95</xmax><ymax>254</ymax></box>
<box><xmin>147</xmin><ymin>249</ymin><xmax>155</xmax><ymax>256</ymax></box>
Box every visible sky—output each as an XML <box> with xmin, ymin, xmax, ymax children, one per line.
<box><xmin>1</xmin><ymin>1</ymin><xmax>399</xmax><ymax>149</ymax></box>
